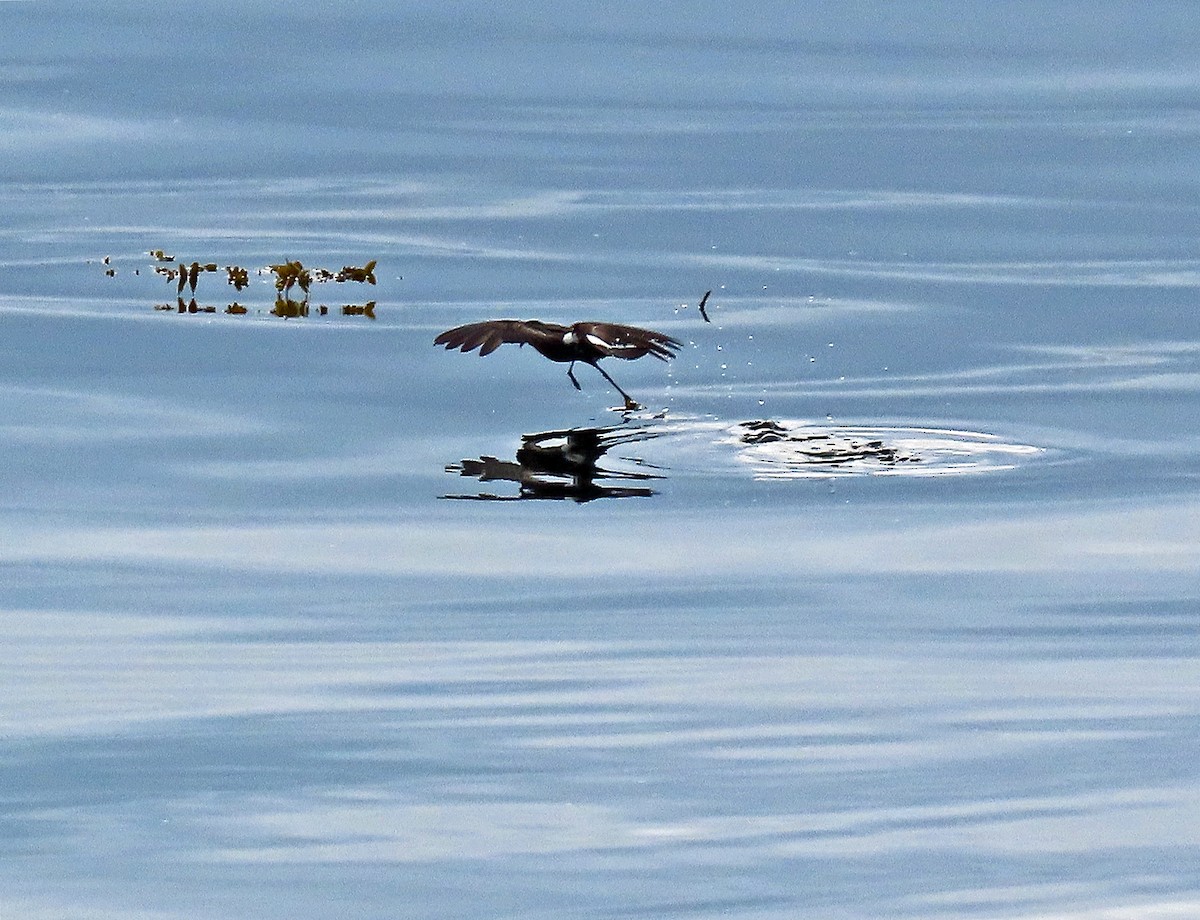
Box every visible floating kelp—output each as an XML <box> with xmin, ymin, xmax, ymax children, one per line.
<box><xmin>272</xmin><ymin>259</ymin><xmax>379</xmax><ymax>296</ymax></box>
<box><xmin>313</xmin><ymin>260</ymin><xmax>377</xmax><ymax>285</ymax></box>
<box><xmin>155</xmin><ymin>261</ymin><xmax>219</xmax><ymax>294</ymax></box>
<box><xmin>226</xmin><ymin>265</ymin><xmax>250</xmax><ymax>291</ymax></box>
<box><xmin>269</xmin><ymin>260</ymin><xmax>312</xmax><ymax>299</ymax></box>
<box><xmin>141</xmin><ymin>252</ymin><xmax>383</xmax><ymax>320</ymax></box>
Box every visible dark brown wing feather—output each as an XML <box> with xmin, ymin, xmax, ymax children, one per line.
<box><xmin>434</xmin><ymin>320</ymin><xmax>568</xmax><ymax>357</ymax></box>
<box><xmin>573</xmin><ymin>322</ymin><xmax>683</xmax><ymax>361</ymax></box>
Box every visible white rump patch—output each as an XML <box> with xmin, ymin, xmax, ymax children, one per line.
<box><xmin>588</xmin><ymin>332</ymin><xmax>634</xmax><ymax>351</ymax></box>
<box><xmin>562</xmin><ymin>331</ymin><xmax>578</xmax><ymax>345</ymax></box>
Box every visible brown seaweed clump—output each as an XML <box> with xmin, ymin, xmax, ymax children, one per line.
<box><xmin>144</xmin><ymin>252</ymin><xmax>383</xmax><ymax>320</ymax></box>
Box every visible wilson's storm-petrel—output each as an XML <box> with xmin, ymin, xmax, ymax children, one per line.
<box><xmin>434</xmin><ymin>319</ymin><xmax>682</xmax><ymax>409</ymax></box>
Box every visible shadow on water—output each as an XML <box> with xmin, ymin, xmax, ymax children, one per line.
<box><xmin>726</xmin><ymin>420</ymin><xmax>1045</xmax><ymax>479</ymax></box>
<box><xmin>737</xmin><ymin>419</ymin><xmax>921</xmax><ymax>466</ymax></box>
<box><xmin>443</xmin><ymin>423</ymin><xmax>663</xmax><ymax>502</ymax></box>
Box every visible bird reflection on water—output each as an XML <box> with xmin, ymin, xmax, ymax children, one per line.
<box><xmin>443</xmin><ymin>423</ymin><xmax>663</xmax><ymax>502</ymax></box>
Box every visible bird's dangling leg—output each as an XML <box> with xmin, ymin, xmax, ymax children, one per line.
<box><xmin>592</xmin><ymin>363</ymin><xmax>641</xmax><ymax>411</ymax></box>
<box><xmin>567</xmin><ymin>361</ymin><xmax>583</xmax><ymax>391</ymax></box>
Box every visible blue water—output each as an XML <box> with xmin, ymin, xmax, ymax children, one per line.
<box><xmin>2</xmin><ymin>3</ymin><xmax>1199</xmax><ymax>918</ymax></box>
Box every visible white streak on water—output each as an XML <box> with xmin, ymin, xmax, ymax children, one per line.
<box><xmin>0</xmin><ymin>383</ymin><xmax>269</xmax><ymax>442</ymax></box>
<box><xmin>195</xmin><ymin>783</ymin><xmax>1200</xmax><ymax>864</ymax></box>
<box><xmin>2</xmin><ymin>499</ymin><xmax>1198</xmax><ymax>577</ymax></box>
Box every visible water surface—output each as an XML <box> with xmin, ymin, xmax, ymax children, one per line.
<box><xmin>2</xmin><ymin>3</ymin><xmax>1199</xmax><ymax>918</ymax></box>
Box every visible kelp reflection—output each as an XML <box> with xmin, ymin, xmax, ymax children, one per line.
<box><xmin>270</xmin><ymin>300</ymin><xmax>376</xmax><ymax>319</ymax></box>
<box><xmin>151</xmin><ymin>297</ymin><xmax>374</xmax><ymax>318</ymax></box>
<box><xmin>444</xmin><ymin>423</ymin><xmax>663</xmax><ymax>502</ymax></box>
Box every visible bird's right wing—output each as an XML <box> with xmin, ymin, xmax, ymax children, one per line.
<box><xmin>434</xmin><ymin>320</ymin><xmax>559</xmax><ymax>356</ymax></box>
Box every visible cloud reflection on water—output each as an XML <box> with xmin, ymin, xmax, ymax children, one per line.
<box><xmin>4</xmin><ymin>599</ymin><xmax>1197</xmax><ymax>918</ymax></box>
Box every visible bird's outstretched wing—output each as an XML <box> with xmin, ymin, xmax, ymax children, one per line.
<box><xmin>573</xmin><ymin>322</ymin><xmax>683</xmax><ymax>361</ymax></box>
<box><xmin>434</xmin><ymin>320</ymin><xmax>568</xmax><ymax>356</ymax></box>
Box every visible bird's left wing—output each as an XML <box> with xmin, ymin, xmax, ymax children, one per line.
<box><xmin>575</xmin><ymin>323</ymin><xmax>683</xmax><ymax>361</ymax></box>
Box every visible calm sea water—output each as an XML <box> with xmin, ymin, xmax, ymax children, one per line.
<box><xmin>2</xmin><ymin>3</ymin><xmax>1199</xmax><ymax>918</ymax></box>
